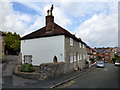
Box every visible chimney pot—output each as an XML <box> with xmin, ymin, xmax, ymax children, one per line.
<box><xmin>46</xmin><ymin>5</ymin><xmax>54</xmax><ymax>31</ymax></box>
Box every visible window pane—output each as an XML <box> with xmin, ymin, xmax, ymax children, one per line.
<box><xmin>70</xmin><ymin>53</ymin><xmax>73</xmax><ymax>63</ymax></box>
<box><xmin>78</xmin><ymin>54</ymin><xmax>79</xmax><ymax>61</ymax></box>
<box><xmin>74</xmin><ymin>53</ymin><xmax>76</xmax><ymax>61</ymax></box>
<box><xmin>79</xmin><ymin>43</ymin><xmax>81</xmax><ymax>48</ymax></box>
<box><xmin>80</xmin><ymin>54</ymin><xmax>82</xmax><ymax>60</ymax></box>
<box><xmin>83</xmin><ymin>44</ymin><xmax>84</xmax><ymax>48</ymax></box>
<box><xmin>70</xmin><ymin>38</ymin><xmax>73</xmax><ymax>46</ymax></box>
<box><xmin>24</xmin><ymin>55</ymin><xmax>32</xmax><ymax>64</ymax></box>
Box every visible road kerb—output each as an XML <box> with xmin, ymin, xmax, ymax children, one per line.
<box><xmin>49</xmin><ymin>69</ymin><xmax>93</xmax><ymax>88</ymax></box>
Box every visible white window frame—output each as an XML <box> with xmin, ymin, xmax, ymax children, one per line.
<box><xmin>79</xmin><ymin>42</ymin><xmax>82</xmax><ymax>48</ymax></box>
<box><xmin>83</xmin><ymin>44</ymin><xmax>85</xmax><ymax>49</ymax></box>
<box><xmin>74</xmin><ymin>53</ymin><xmax>76</xmax><ymax>62</ymax></box>
<box><xmin>70</xmin><ymin>38</ymin><xmax>73</xmax><ymax>46</ymax></box>
<box><xmin>80</xmin><ymin>54</ymin><xmax>82</xmax><ymax>60</ymax></box>
<box><xmin>70</xmin><ymin>53</ymin><xmax>73</xmax><ymax>63</ymax></box>
<box><xmin>93</xmin><ymin>52</ymin><xmax>96</xmax><ymax>54</ymax></box>
<box><xmin>24</xmin><ymin>55</ymin><xmax>32</xmax><ymax>64</ymax></box>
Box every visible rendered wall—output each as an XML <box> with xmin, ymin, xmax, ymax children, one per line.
<box><xmin>21</xmin><ymin>35</ymin><xmax>65</xmax><ymax>65</ymax></box>
<box><xmin>0</xmin><ymin>36</ymin><xmax>2</xmax><ymax>60</ymax></box>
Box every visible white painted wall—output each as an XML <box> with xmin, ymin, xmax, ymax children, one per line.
<box><xmin>21</xmin><ymin>35</ymin><xmax>65</xmax><ymax>65</ymax></box>
<box><xmin>0</xmin><ymin>36</ymin><xmax>2</xmax><ymax>60</ymax></box>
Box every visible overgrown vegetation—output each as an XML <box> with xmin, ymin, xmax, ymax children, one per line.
<box><xmin>20</xmin><ymin>63</ymin><xmax>35</xmax><ymax>72</ymax></box>
<box><xmin>3</xmin><ymin>32</ymin><xmax>20</xmax><ymax>55</ymax></box>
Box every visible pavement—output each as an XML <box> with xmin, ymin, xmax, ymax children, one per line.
<box><xmin>2</xmin><ymin>55</ymin><xmax>37</xmax><ymax>88</ymax></box>
<box><xmin>15</xmin><ymin>65</ymin><xmax>96</xmax><ymax>88</ymax></box>
<box><xmin>2</xmin><ymin>55</ymin><xmax>96</xmax><ymax>89</ymax></box>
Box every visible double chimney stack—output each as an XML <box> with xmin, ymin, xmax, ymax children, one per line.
<box><xmin>46</xmin><ymin>5</ymin><xmax>54</xmax><ymax>31</ymax></box>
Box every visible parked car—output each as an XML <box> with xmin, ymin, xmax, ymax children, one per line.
<box><xmin>96</xmin><ymin>61</ymin><xmax>105</xmax><ymax>68</ymax></box>
<box><xmin>115</xmin><ymin>60</ymin><xmax>120</xmax><ymax>66</ymax></box>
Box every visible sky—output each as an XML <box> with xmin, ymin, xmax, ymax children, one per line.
<box><xmin>0</xmin><ymin>0</ymin><xmax>119</xmax><ymax>48</ymax></box>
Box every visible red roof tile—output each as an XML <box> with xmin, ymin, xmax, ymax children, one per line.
<box><xmin>21</xmin><ymin>23</ymin><xmax>85</xmax><ymax>44</ymax></box>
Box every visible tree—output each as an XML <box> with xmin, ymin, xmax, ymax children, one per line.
<box><xmin>3</xmin><ymin>32</ymin><xmax>20</xmax><ymax>55</ymax></box>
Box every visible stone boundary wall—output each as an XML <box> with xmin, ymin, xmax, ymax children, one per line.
<box><xmin>14</xmin><ymin>62</ymin><xmax>65</xmax><ymax>80</ymax></box>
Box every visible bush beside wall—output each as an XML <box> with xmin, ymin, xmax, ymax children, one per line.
<box><xmin>14</xmin><ymin>62</ymin><xmax>65</xmax><ymax>80</ymax></box>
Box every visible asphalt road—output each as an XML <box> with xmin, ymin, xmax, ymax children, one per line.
<box><xmin>2</xmin><ymin>58</ymin><xmax>119</xmax><ymax>89</ymax></box>
<box><xmin>58</xmin><ymin>63</ymin><xmax>119</xmax><ymax>88</ymax></box>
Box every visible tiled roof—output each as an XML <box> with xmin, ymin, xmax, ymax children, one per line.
<box><xmin>21</xmin><ymin>23</ymin><xmax>85</xmax><ymax>44</ymax></box>
<box><xmin>21</xmin><ymin>5</ymin><xmax>90</xmax><ymax>47</ymax></box>
<box><xmin>92</xmin><ymin>49</ymin><xmax>97</xmax><ymax>52</ymax></box>
<box><xmin>96</xmin><ymin>49</ymin><xmax>106</xmax><ymax>54</ymax></box>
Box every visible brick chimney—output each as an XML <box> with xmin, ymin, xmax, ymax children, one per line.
<box><xmin>46</xmin><ymin>5</ymin><xmax>54</xmax><ymax>31</ymax></box>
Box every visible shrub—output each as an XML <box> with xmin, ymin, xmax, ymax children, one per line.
<box><xmin>20</xmin><ymin>63</ymin><xmax>35</xmax><ymax>72</ymax></box>
<box><xmin>112</xmin><ymin>57</ymin><xmax>120</xmax><ymax>63</ymax></box>
<box><xmin>90</xmin><ymin>58</ymin><xmax>95</xmax><ymax>63</ymax></box>
<box><xmin>112</xmin><ymin>58</ymin><xmax>116</xmax><ymax>63</ymax></box>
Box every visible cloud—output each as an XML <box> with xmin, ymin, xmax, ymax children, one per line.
<box><xmin>59</xmin><ymin>2</ymin><xmax>118</xmax><ymax>18</ymax></box>
<box><xmin>76</xmin><ymin>13</ymin><xmax>118</xmax><ymax>47</ymax></box>
<box><xmin>1</xmin><ymin>0</ymin><xmax>119</xmax><ymax>2</ymax></box>
<box><xmin>19</xmin><ymin>3</ymin><xmax>72</xmax><ymax>30</ymax></box>
<box><xmin>0</xmin><ymin>2</ymin><xmax>44</xmax><ymax>37</ymax></box>
<box><xmin>0</xmin><ymin>1</ymin><xmax>118</xmax><ymax>48</ymax></box>
<box><xmin>16</xmin><ymin>2</ymin><xmax>43</xmax><ymax>15</ymax></box>
<box><xmin>52</xmin><ymin>5</ymin><xmax>72</xmax><ymax>29</ymax></box>
<box><xmin>1</xmin><ymin>2</ymin><xmax>72</xmax><ymax>36</ymax></box>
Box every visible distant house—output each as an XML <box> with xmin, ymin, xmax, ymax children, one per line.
<box><xmin>112</xmin><ymin>47</ymin><xmax>120</xmax><ymax>56</ymax></box>
<box><xmin>85</xmin><ymin>45</ymin><xmax>93</xmax><ymax>61</ymax></box>
<box><xmin>21</xmin><ymin>6</ymin><xmax>89</xmax><ymax>72</ymax></box>
<box><xmin>102</xmin><ymin>49</ymin><xmax>115</xmax><ymax>61</ymax></box>
<box><xmin>94</xmin><ymin>48</ymin><xmax>115</xmax><ymax>62</ymax></box>
<box><xmin>92</xmin><ymin>48</ymin><xmax>99</xmax><ymax>60</ymax></box>
<box><xmin>0</xmin><ymin>31</ymin><xmax>5</xmax><ymax>62</ymax></box>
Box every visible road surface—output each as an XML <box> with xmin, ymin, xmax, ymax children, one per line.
<box><xmin>57</xmin><ymin>63</ymin><xmax>119</xmax><ymax>88</ymax></box>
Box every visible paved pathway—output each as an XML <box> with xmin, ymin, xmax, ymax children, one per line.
<box><xmin>2</xmin><ymin>55</ymin><xmax>37</xmax><ymax>88</ymax></box>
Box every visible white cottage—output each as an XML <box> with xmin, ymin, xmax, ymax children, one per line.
<box><xmin>21</xmin><ymin>5</ymin><xmax>88</xmax><ymax>71</ymax></box>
